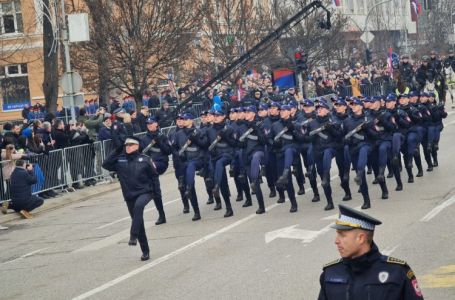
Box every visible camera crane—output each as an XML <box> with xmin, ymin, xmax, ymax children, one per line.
<box><xmin>164</xmin><ymin>0</ymin><xmax>332</xmax><ymax>122</ymax></box>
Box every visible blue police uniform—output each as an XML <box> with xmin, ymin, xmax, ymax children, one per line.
<box><xmin>318</xmin><ymin>205</ymin><xmax>424</xmax><ymax>300</ymax></box>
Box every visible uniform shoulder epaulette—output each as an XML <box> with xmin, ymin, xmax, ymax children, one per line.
<box><xmin>323</xmin><ymin>259</ymin><xmax>342</xmax><ymax>269</ymax></box>
<box><xmin>385</xmin><ymin>256</ymin><xmax>407</xmax><ymax>265</ymax></box>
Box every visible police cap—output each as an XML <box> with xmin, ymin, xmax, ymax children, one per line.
<box><xmin>146</xmin><ymin>117</ymin><xmax>157</xmax><ymax>124</ymax></box>
<box><xmin>124</xmin><ymin>137</ymin><xmax>140</xmax><ymax>145</ymax></box>
<box><xmin>331</xmin><ymin>204</ymin><xmax>382</xmax><ymax>231</ymax></box>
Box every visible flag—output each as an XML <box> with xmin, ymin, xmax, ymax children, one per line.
<box><xmin>410</xmin><ymin>0</ymin><xmax>422</xmax><ymax>22</ymax></box>
<box><xmin>332</xmin><ymin>0</ymin><xmax>341</xmax><ymax>6</ymax></box>
<box><xmin>387</xmin><ymin>47</ymin><xmax>393</xmax><ymax>79</ymax></box>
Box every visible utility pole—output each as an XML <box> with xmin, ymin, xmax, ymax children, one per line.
<box><xmin>362</xmin><ymin>0</ymin><xmax>393</xmax><ymax>54</ymax></box>
<box><xmin>60</xmin><ymin>0</ymin><xmax>76</xmax><ymax>122</ymax></box>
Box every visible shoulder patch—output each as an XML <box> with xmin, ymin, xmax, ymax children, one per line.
<box><xmin>386</xmin><ymin>256</ymin><xmax>407</xmax><ymax>265</ymax></box>
<box><xmin>323</xmin><ymin>259</ymin><xmax>342</xmax><ymax>269</ymax></box>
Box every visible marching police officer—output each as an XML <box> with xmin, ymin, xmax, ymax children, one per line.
<box><xmin>318</xmin><ymin>205</ymin><xmax>424</xmax><ymax>300</ymax></box>
<box><xmin>102</xmin><ymin>137</ymin><xmax>157</xmax><ymax>261</ymax></box>
<box><xmin>270</xmin><ymin>104</ymin><xmax>298</xmax><ymax>213</ymax></box>
<box><xmin>207</xmin><ymin>110</ymin><xmax>236</xmax><ymax>218</ymax></box>
<box><xmin>140</xmin><ymin>117</ymin><xmax>172</xmax><ymax>225</ymax></box>
<box><xmin>307</xmin><ymin>100</ymin><xmax>341</xmax><ymax>211</ymax></box>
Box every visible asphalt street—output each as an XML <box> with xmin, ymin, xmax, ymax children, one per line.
<box><xmin>1</xmin><ymin>110</ymin><xmax>455</xmax><ymax>300</ymax></box>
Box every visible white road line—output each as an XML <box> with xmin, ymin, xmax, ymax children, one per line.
<box><xmin>420</xmin><ymin>196</ymin><xmax>455</xmax><ymax>222</ymax></box>
<box><xmin>2</xmin><ymin>248</ymin><xmax>49</xmax><ymax>265</ymax></box>
<box><xmin>382</xmin><ymin>245</ymin><xmax>399</xmax><ymax>256</ymax></box>
<box><xmin>71</xmin><ymin>203</ymin><xmax>280</xmax><ymax>300</ymax></box>
<box><xmin>96</xmin><ymin>198</ymin><xmax>181</xmax><ymax>230</ymax></box>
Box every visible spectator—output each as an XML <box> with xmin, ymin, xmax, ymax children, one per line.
<box><xmin>84</xmin><ymin>106</ymin><xmax>108</xmax><ymax>140</ymax></box>
<box><xmin>1</xmin><ymin>160</ymin><xmax>43</xmax><ymax>219</ymax></box>
<box><xmin>135</xmin><ymin>106</ymin><xmax>149</xmax><ymax>133</ymax></box>
<box><xmin>148</xmin><ymin>89</ymin><xmax>160</xmax><ymax>108</ymax></box>
<box><xmin>156</xmin><ymin>101</ymin><xmax>174</xmax><ymax>128</ymax></box>
<box><xmin>52</xmin><ymin>120</ymin><xmax>71</xmax><ymax>150</ymax></box>
<box><xmin>21</xmin><ymin>104</ymin><xmax>30</xmax><ymax>120</ymax></box>
<box><xmin>2</xmin><ymin>123</ymin><xmax>21</xmax><ymax>149</ymax></box>
<box><xmin>350</xmin><ymin>73</ymin><xmax>362</xmax><ymax>97</ymax></box>
<box><xmin>97</xmin><ymin>117</ymin><xmax>112</xmax><ymax>141</ymax></box>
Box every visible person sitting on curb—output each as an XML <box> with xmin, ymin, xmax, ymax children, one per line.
<box><xmin>1</xmin><ymin>160</ymin><xmax>44</xmax><ymax>219</ymax></box>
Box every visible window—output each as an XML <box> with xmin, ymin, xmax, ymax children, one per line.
<box><xmin>0</xmin><ymin>1</ymin><xmax>23</xmax><ymax>35</ymax></box>
<box><xmin>0</xmin><ymin>64</ymin><xmax>30</xmax><ymax>111</ymax></box>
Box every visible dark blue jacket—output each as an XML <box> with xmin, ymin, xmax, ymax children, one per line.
<box><xmin>111</xmin><ymin>119</ymin><xmax>134</xmax><ymax>150</ymax></box>
<box><xmin>269</xmin><ymin>118</ymin><xmax>296</xmax><ymax>152</ymax></box>
<box><xmin>238</xmin><ymin>120</ymin><xmax>267</xmax><ymax>160</ymax></box>
<box><xmin>173</xmin><ymin>126</ymin><xmax>208</xmax><ymax>161</ymax></box>
<box><xmin>206</xmin><ymin>122</ymin><xmax>237</xmax><ymax>158</ymax></box>
<box><xmin>102</xmin><ymin>150</ymin><xmax>156</xmax><ymax>201</ymax></box>
<box><xmin>10</xmin><ymin>167</ymin><xmax>37</xmax><ymax>208</ymax></box>
<box><xmin>97</xmin><ymin>125</ymin><xmax>112</xmax><ymax>141</ymax></box>
<box><xmin>318</xmin><ymin>243</ymin><xmax>423</xmax><ymax>300</ymax></box>
<box><xmin>140</xmin><ymin>130</ymin><xmax>172</xmax><ymax>165</ymax></box>
<box><xmin>342</xmin><ymin>113</ymin><xmax>376</xmax><ymax>147</ymax></box>
<box><xmin>307</xmin><ymin>115</ymin><xmax>341</xmax><ymax>151</ymax></box>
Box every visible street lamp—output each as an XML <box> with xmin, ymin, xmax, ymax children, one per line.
<box><xmin>362</xmin><ymin>0</ymin><xmax>393</xmax><ymax>57</ymax></box>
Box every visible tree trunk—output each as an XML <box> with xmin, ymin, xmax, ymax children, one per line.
<box><xmin>42</xmin><ymin>0</ymin><xmax>58</xmax><ymax>114</ymax></box>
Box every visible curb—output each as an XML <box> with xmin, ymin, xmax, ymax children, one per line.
<box><xmin>0</xmin><ymin>181</ymin><xmax>121</xmax><ymax>225</ymax></box>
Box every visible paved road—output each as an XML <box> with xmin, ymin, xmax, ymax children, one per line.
<box><xmin>2</xmin><ymin>111</ymin><xmax>455</xmax><ymax>300</ymax></box>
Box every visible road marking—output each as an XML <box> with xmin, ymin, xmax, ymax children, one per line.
<box><xmin>420</xmin><ymin>196</ymin><xmax>455</xmax><ymax>222</ymax></box>
<box><xmin>2</xmin><ymin>248</ymin><xmax>49</xmax><ymax>265</ymax></box>
<box><xmin>421</xmin><ymin>265</ymin><xmax>455</xmax><ymax>288</ymax></box>
<box><xmin>96</xmin><ymin>198</ymin><xmax>181</xmax><ymax>230</ymax></box>
<box><xmin>265</xmin><ymin>225</ymin><xmax>322</xmax><ymax>244</ymax></box>
<box><xmin>382</xmin><ymin>245</ymin><xmax>399</xmax><ymax>256</ymax></box>
<box><xmin>71</xmin><ymin>203</ymin><xmax>279</xmax><ymax>300</ymax></box>
<box><xmin>321</xmin><ymin>205</ymin><xmax>361</xmax><ymax>220</ymax></box>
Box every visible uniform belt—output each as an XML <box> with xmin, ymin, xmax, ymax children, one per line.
<box><xmin>376</xmin><ymin>126</ymin><xmax>384</xmax><ymax>132</ymax></box>
<box><xmin>216</xmin><ymin>142</ymin><xmax>228</xmax><ymax>148</ymax></box>
<box><xmin>148</xmin><ymin>147</ymin><xmax>161</xmax><ymax>153</ymax></box>
<box><xmin>353</xmin><ymin>133</ymin><xmax>365</xmax><ymax>140</ymax></box>
<box><xmin>185</xmin><ymin>146</ymin><xmax>198</xmax><ymax>152</ymax></box>
<box><xmin>247</xmin><ymin>134</ymin><xmax>258</xmax><ymax>140</ymax></box>
<box><xmin>281</xmin><ymin>134</ymin><xmax>293</xmax><ymax>140</ymax></box>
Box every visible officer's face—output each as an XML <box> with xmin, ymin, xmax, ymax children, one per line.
<box><xmin>214</xmin><ymin>115</ymin><xmax>225</xmax><ymax>123</ymax></box>
<box><xmin>147</xmin><ymin>122</ymin><xmax>158</xmax><ymax>132</ymax></box>
<box><xmin>399</xmin><ymin>97</ymin><xmax>409</xmax><ymax>106</ymax></box>
<box><xmin>280</xmin><ymin>109</ymin><xmax>291</xmax><ymax>119</ymax></box>
<box><xmin>176</xmin><ymin>118</ymin><xmax>184</xmax><ymax>127</ymax></box>
<box><xmin>185</xmin><ymin>119</ymin><xmax>193</xmax><ymax>128</ymax></box>
<box><xmin>386</xmin><ymin>101</ymin><xmax>396</xmax><ymax>109</ymax></box>
<box><xmin>245</xmin><ymin>111</ymin><xmax>255</xmax><ymax>121</ymax></box>
<box><xmin>258</xmin><ymin>110</ymin><xmax>268</xmax><ymax>118</ymax></box>
<box><xmin>335</xmin><ymin>229</ymin><xmax>369</xmax><ymax>258</ymax></box>
<box><xmin>269</xmin><ymin>107</ymin><xmax>279</xmax><ymax>116</ymax></box>
<box><xmin>238</xmin><ymin>112</ymin><xmax>245</xmax><ymax>120</ymax></box>
<box><xmin>420</xmin><ymin>97</ymin><xmax>428</xmax><ymax>103</ymax></box>
<box><xmin>351</xmin><ymin>104</ymin><xmax>363</xmax><ymax>115</ymax></box>
<box><xmin>207</xmin><ymin>114</ymin><xmax>214</xmax><ymax>123</ymax></box>
<box><xmin>125</xmin><ymin>143</ymin><xmax>139</xmax><ymax>154</ymax></box>
<box><xmin>303</xmin><ymin>106</ymin><xmax>315</xmax><ymax>114</ymax></box>
<box><xmin>334</xmin><ymin>104</ymin><xmax>347</xmax><ymax>114</ymax></box>
<box><xmin>229</xmin><ymin>112</ymin><xmax>238</xmax><ymax>121</ymax></box>
<box><xmin>364</xmin><ymin>102</ymin><xmax>371</xmax><ymax>109</ymax></box>
<box><xmin>317</xmin><ymin>107</ymin><xmax>329</xmax><ymax>117</ymax></box>
<box><xmin>410</xmin><ymin>97</ymin><xmax>418</xmax><ymax>104</ymax></box>
<box><xmin>371</xmin><ymin>101</ymin><xmax>380</xmax><ymax>110</ymax></box>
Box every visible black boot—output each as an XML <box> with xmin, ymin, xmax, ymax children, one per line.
<box><xmin>277</xmin><ymin>189</ymin><xmax>285</xmax><ymax>203</ymax></box>
<box><xmin>432</xmin><ymin>150</ymin><xmax>439</xmax><ymax>167</ymax></box>
<box><xmin>377</xmin><ymin>166</ymin><xmax>386</xmax><ymax>184</ymax></box>
<box><xmin>128</xmin><ymin>235</ymin><xmax>138</xmax><ymax>246</ymax></box>
<box><xmin>414</xmin><ymin>151</ymin><xmax>423</xmax><ymax>177</ymax></box>
<box><xmin>269</xmin><ymin>186</ymin><xmax>277</xmax><ymax>198</ymax></box>
<box><xmin>341</xmin><ymin>181</ymin><xmax>352</xmax><ymax>201</ymax></box>
<box><xmin>361</xmin><ymin>195</ymin><xmax>371</xmax><ymax>209</ymax></box>
<box><xmin>276</xmin><ymin>168</ymin><xmax>290</xmax><ymax>188</ymax></box>
<box><xmin>426</xmin><ymin>163</ymin><xmax>433</xmax><ymax>172</ymax></box>
<box><xmin>342</xmin><ymin>194</ymin><xmax>352</xmax><ymax>201</ymax></box>
<box><xmin>212</xmin><ymin>184</ymin><xmax>220</xmax><ymax>199</ymax></box>
<box><xmin>206</xmin><ymin>197</ymin><xmax>214</xmax><ymax>204</ymax></box>
<box><xmin>367</xmin><ymin>166</ymin><xmax>372</xmax><ymax>174</ymax></box>
<box><xmin>155</xmin><ymin>212</ymin><xmax>166</xmax><ymax>225</ymax></box>
<box><xmin>372</xmin><ymin>178</ymin><xmax>379</xmax><ymax>184</ymax></box>
<box><xmin>224</xmin><ymin>205</ymin><xmax>234</xmax><ymax>218</ymax></box>
<box><xmin>214</xmin><ymin>197</ymin><xmax>222</xmax><ymax>210</ymax></box>
<box><xmin>256</xmin><ymin>207</ymin><xmax>265</xmax><ymax>214</ymax></box>
<box><xmin>192</xmin><ymin>207</ymin><xmax>201</xmax><ymax>221</ymax></box>
<box><xmin>182</xmin><ymin>194</ymin><xmax>190</xmax><ymax>214</ymax></box>
<box><xmin>379</xmin><ymin>181</ymin><xmax>389</xmax><ymax>199</ymax></box>
<box><xmin>178</xmin><ymin>176</ymin><xmax>185</xmax><ymax>190</ymax></box>
<box><xmin>297</xmin><ymin>186</ymin><xmax>305</xmax><ymax>195</ymax></box>
<box><xmin>312</xmin><ymin>193</ymin><xmax>320</xmax><ymax>202</ymax></box>
<box><xmin>406</xmin><ymin>167</ymin><xmax>414</xmax><ymax>183</ymax></box>
<box><xmin>242</xmin><ymin>198</ymin><xmax>252</xmax><ymax>207</ymax></box>
<box><xmin>236</xmin><ymin>194</ymin><xmax>243</xmax><ymax>202</ymax></box>
<box><xmin>289</xmin><ymin>197</ymin><xmax>298</xmax><ymax>213</ymax></box>
<box><xmin>324</xmin><ymin>197</ymin><xmax>334</xmax><ymax>211</ymax></box>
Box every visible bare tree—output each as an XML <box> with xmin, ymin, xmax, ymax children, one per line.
<box><xmin>419</xmin><ymin>0</ymin><xmax>452</xmax><ymax>53</ymax></box>
<box><xmin>42</xmin><ymin>0</ymin><xmax>59</xmax><ymax>113</ymax></box>
<box><xmin>70</xmin><ymin>0</ymin><xmax>204</xmax><ymax>107</ymax></box>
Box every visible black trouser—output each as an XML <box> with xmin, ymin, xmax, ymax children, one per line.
<box><xmin>11</xmin><ymin>196</ymin><xmax>44</xmax><ymax>212</ymax></box>
<box><xmin>126</xmin><ymin>194</ymin><xmax>151</xmax><ymax>254</ymax></box>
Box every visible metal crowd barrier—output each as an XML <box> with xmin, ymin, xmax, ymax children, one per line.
<box><xmin>337</xmin><ymin>82</ymin><xmax>395</xmax><ymax>98</ymax></box>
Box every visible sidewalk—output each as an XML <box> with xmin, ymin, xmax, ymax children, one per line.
<box><xmin>0</xmin><ymin>180</ymin><xmax>121</xmax><ymax>225</ymax></box>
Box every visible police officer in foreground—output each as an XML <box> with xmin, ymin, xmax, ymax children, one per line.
<box><xmin>102</xmin><ymin>137</ymin><xmax>157</xmax><ymax>261</ymax></box>
<box><xmin>318</xmin><ymin>205</ymin><xmax>424</xmax><ymax>300</ymax></box>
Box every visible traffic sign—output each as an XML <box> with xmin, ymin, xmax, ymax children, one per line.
<box><xmin>360</xmin><ymin>31</ymin><xmax>374</xmax><ymax>44</ymax></box>
<box><xmin>60</xmin><ymin>71</ymin><xmax>83</xmax><ymax>94</ymax></box>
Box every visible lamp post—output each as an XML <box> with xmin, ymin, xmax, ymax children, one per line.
<box><xmin>362</xmin><ymin>0</ymin><xmax>393</xmax><ymax>52</ymax></box>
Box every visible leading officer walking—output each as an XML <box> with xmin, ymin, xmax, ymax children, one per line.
<box><xmin>102</xmin><ymin>137</ymin><xmax>157</xmax><ymax>261</ymax></box>
<box><xmin>318</xmin><ymin>205</ymin><xmax>424</xmax><ymax>299</ymax></box>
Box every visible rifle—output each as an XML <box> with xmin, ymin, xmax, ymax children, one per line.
<box><xmin>344</xmin><ymin>121</ymin><xmax>369</xmax><ymax>140</ymax></box>
<box><xmin>238</xmin><ymin>121</ymin><xmax>263</xmax><ymax>142</ymax></box>
<box><xmin>178</xmin><ymin>129</ymin><xmax>197</xmax><ymax>156</ymax></box>
<box><xmin>142</xmin><ymin>130</ymin><xmax>163</xmax><ymax>154</ymax></box>
<box><xmin>208</xmin><ymin>125</ymin><xmax>227</xmax><ymax>151</ymax></box>
<box><xmin>309</xmin><ymin>122</ymin><xmax>331</xmax><ymax>137</ymax></box>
